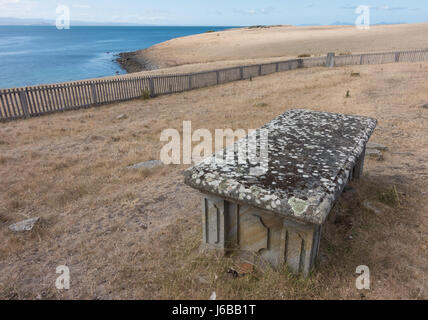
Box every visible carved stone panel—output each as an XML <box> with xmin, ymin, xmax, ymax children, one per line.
<box><xmin>200</xmin><ymin>195</ymin><xmax>323</xmax><ymax>277</ymax></box>
<box><xmin>202</xmin><ymin>195</ymin><xmax>239</xmax><ymax>252</ymax></box>
<box><xmin>224</xmin><ymin>201</ymin><xmax>239</xmax><ymax>250</ymax></box>
<box><xmin>202</xmin><ymin>196</ymin><xmax>225</xmax><ymax>249</ymax></box>
<box><xmin>238</xmin><ymin>206</ymin><xmax>284</xmax><ymax>267</ymax></box>
<box><xmin>239</xmin><ymin>207</ymin><xmax>268</xmax><ymax>253</ymax></box>
<box><xmin>283</xmin><ymin>219</ymin><xmax>322</xmax><ymax>277</ymax></box>
<box><xmin>284</xmin><ymin>230</ymin><xmax>305</xmax><ymax>273</ymax></box>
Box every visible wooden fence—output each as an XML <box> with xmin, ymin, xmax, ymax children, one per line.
<box><xmin>1</xmin><ymin>49</ymin><xmax>428</xmax><ymax>122</ymax></box>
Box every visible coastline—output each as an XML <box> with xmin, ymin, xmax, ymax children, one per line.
<box><xmin>116</xmin><ymin>51</ymin><xmax>159</xmax><ymax>73</ymax></box>
<box><xmin>116</xmin><ymin>27</ymin><xmax>241</xmax><ymax>73</ymax></box>
<box><xmin>115</xmin><ymin>26</ymin><xmax>242</xmax><ymax>73</ymax></box>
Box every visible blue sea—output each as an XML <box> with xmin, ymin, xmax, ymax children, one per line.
<box><xmin>0</xmin><ymin>26</ymin><xmax>233</xmax><ymax>89</ymax></box>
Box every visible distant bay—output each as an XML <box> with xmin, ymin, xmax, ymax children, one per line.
<box><xmin>0</xmin><ymin>26</ymin><xmax>233</xmax><ymax>89</ymax></box>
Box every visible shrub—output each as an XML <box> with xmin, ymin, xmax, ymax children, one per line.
<box><xmin>142</xmin><ymin>88</ymin><xmax>151</xmax><ymax>100</ymax></box>
<box><xmin>378</xmin><ymin>186</ymin><xmax>402</xmax><ymax>207</ymax></box>
<box><xmin>254</xmin><ymin>102</ymin><xmax>269</xmax><ymax>108</ymax></box>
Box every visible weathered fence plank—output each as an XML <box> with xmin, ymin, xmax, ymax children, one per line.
<box><xmin>0</xmin><ymin>92</ymin><xmax>5</xmax><ymax>119</ymax></box>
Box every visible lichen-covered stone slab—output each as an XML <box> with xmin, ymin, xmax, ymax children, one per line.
<box><xmin>184</xmin><ymin>109</ymin><xmax>377</xmax><ymax>225</ymax></box>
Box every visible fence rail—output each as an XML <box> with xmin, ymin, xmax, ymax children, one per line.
<box><xmin>1</xmin><ymin>49</ymin><xmax>428</xmax><ymax>122</ymax></box>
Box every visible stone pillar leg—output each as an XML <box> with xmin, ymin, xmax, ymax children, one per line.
<box><xmin>282</xmin><ymin>220</ymin><xmax>323</xmax><ymax>277</ymax></box>
<box><xmin>202</xmin><ymin>195</ymin><xmax>238</xmax><ymax>252</ymax></box>
<box><xmin>352</xmin><ymin>147</ymin><xmax>366</xmax><ymax>180</ymax></box>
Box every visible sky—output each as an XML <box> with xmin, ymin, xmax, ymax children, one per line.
<box><xmin>0</xmin><ymin>0</ymin><xmax>427</xmax><ymax>26</ymax></box>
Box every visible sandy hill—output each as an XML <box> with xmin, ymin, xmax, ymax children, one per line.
<box><xmin>121</xmin><ymin>23</ymin><xmax>428</xmax><ymax>72</ymax></box>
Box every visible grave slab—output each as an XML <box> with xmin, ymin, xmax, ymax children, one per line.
<box><xmin>184</xmin><ymin>109</ymin><xmax>377</xmax><ymax>276</ymax></box>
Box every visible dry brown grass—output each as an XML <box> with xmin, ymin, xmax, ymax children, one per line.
<box><xmin>107</xmin><ymin>177</ymin><xmax>422</xmax><ymax>300</ymax></box>
<box><xmin>0</xmin><ymin>61</ymin><xmax>427</xmax><ymax>299</ymax></box>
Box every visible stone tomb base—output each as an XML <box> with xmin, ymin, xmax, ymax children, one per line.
<box><xmin>202</xmin><ymin>194</ymin><xmax>322</xmax><ymax>277</ymax></box>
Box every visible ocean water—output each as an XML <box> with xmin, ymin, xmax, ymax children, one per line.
<box><xmin>0</xmin><ymin>26</ymin><xmax>232</xmax><ymax>89</ymax></box>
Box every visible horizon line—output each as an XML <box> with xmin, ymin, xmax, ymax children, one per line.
<box><xmin>0</xmin><ymin>16</ymin><xmax>424</xmax><ymax>27</ymax></box>
<box><xmin>0</xmin><ymin>23</ymin><xmax>418</xmax><ymax>27</ymax></box>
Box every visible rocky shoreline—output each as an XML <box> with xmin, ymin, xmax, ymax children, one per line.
<box><xmin>116</xmin><ymin>51</ymin><xmax>159</xmax><ymax>73</ymax></box>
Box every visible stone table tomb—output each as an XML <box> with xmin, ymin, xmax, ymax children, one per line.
<box><xmin>184</xmin><ymin>109</ymin><xmax>377</xmax><ymax>277</ymax></box>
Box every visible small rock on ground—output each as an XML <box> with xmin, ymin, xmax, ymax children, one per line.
<box><xmin>366</xmin><ymin>149</ymin><xmax>384</xmax><ymax>161</ymax></box>
<box><xmin>196</xmin><ymin>276</ymin><xmax>210</xmax><ymax>285</ymax></box>
<box><xmin>116</xmin><ymin>114</ymin><xmax>128</xmax><ymax>120</ymax></box>
<box><xmin>362</xmin><ymin>201</ymin><xmax>384</xmax><ymax>215</ymax></box>
<box><xmin>127</xmin><ymin>160</ymin><xmax>163</xmax><ymax>170</ymax></box>
<box><xmin>367</xmin><ymin>142</ymin><xmax>388</xmax><ymax>151</ymax></box>
<box><xmin>9</xmin><ymin>217</ymin><xmax>40</xmax><ymax>232</ymax></box>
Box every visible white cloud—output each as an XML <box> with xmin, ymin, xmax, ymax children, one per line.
<box><xmin>0</xmin><ymin>0</ymin><xmax>38</xmax><ymax>12</ymax></box>
<box><xmin>234</xmin><ymin>7</ymin><xmax>276</xmax><ymax>16</ymax></box>
<box><xmin>340</xmin><ymin>5</ymin><xmax>410</xmax><ymax>11</ymax></box>
<box><xmin>375</xmin><ymin>5</ymin><xmax>408</xmax><ymax>11</ymax></box>
<box><xmin>0</xmin><ymin>0</ymin><xmax>21</xmax><ymax>6</ymax></box>
<box><xmin>72</xmin><ymin>4</ymin><xmax>90</xmax><ymax>9</ymax></box>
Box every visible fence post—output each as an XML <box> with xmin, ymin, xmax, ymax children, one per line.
<box><xmin>240</xmin><ymin>67</ymin><xmax>244</xmax><ymax>80</ymax></box>
<box><xmin>19</xmin><ymin>89</ymin><xmax>30</xmax><ymax>118</ymax></box>
<box><xmin>326</xmin><ymin>52</ymin><xmax>335</xmax><ymax>68</ymax></box>
<box><xmin>258</xmin><ymin>65</ymin><xmax>262</xmax><ymax>76</ymax></box>
<box><xmin>276</xmin><ymin>62</ymin><xmax>279</xmax><ymax>72</ymax></box>
<box><xmin>216</xmin><ymin>71</ymin><xmax>220</xmax><ymax>84</ymax></box>
<box><xmin>149</xmin><ymin>77</ymin><xmax>155</xmax><ymax>97</ymax></box>
<box><xmin>188</xmin><ymin>74</ymin><xmax>192</xmax><ymax>90</ymax></box>
<box><xmin>91</xmin><ymin>82</ymin><xmax>98</xmax><ymax>105</ymax></box>
<box><xmin>360</xmin><ymin>54</ymin><xmax>364</xmax><ymax>65</ymax></box>
<box><xmin>297</xmin><ymin>59</ymin><xmax>304</xmax><ymax>68</ymax></box>
<box><xmin>395</xmin><ymin>52</ymin><xmax>400</xmax><ymax>62</ymax></box>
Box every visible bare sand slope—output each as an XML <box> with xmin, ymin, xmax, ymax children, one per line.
<box><xmin>126</xmin><ymin>24</ymin><xmax>428</xmax><ymax>71</ymax></box>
